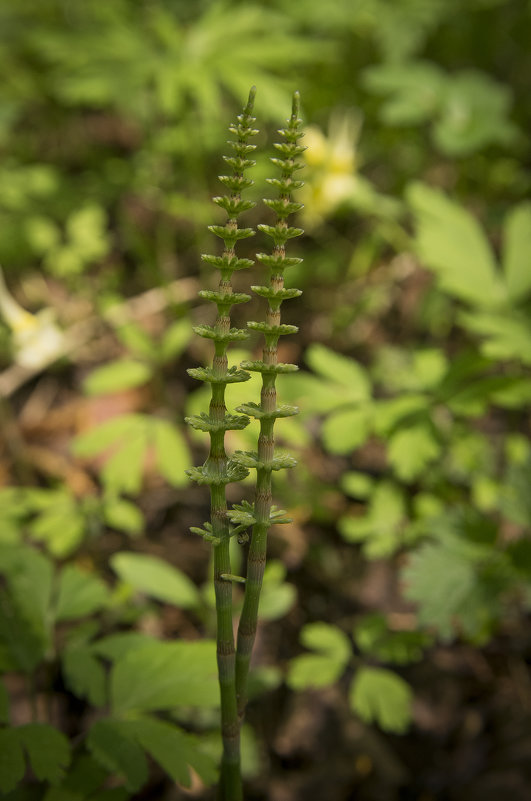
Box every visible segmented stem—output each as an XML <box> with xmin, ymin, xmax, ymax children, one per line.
<box><xmin>233</xmin><ymin>92</ymin><xmax>304</xmax><ymax>719</ymax></box>
<box><xmin>185</xmin><ymin>88</ymin><xmax>258</xmax><ymax>801</ymax></box>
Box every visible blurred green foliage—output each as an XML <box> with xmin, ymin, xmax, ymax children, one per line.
<box><xmin>0</xmin><ymin>0</ymin><xmax>530</xmax><ymax>797</ymax></box>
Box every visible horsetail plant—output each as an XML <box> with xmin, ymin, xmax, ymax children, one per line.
<box><xmin>231</xmin><ymin>92</ymin><xmax>304</xmax><ymax>719</ymax></box>
<box><xmin>186</xmin><ymin>89</ymin><xmax>303</xmax><ymax>800</ymax></box>
<box><xmin>185</xmin><ymin>88</ymin><xmax>256</xmax><ymax>801</ymax></box>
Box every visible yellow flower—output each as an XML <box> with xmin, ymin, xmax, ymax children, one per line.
<box><xmin>301</xmin><ymin>110</ymin><xmax>362</xmax><ymax>226</ymax></box>
<box><xmin>0</xmin><ymin>267</ymin><xmax>65</xmax><ymax>369</ymax></box>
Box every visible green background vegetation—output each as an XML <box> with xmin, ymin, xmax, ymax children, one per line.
<box><xmin>0</xmin><ymin>1</ymin><xmax>530</xmax><ymax>799</ymax></box>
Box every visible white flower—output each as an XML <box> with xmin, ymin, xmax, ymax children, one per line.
<box><xmin>0</xmin><ymin>267</ymin><xmax>65</xmax><ymax>369</ymax></box>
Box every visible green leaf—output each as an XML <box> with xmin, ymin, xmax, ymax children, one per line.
<box><xmin>258</xmin><ymin>561</ymin><xmax>296</xmax><ymax>621</ymax></box>
<box><xmin>55</xmin><ymin>565</ymin><xmax>110</xmax><ymax>621</ymax></box>
<box><xmin>434</xmin><ymin>71</ymin><xmax>517</xmax><ymax>156</ymax></box>
<box><xmin>102</xmin><ymin>428</ymin><xmax>148</xmax><ymax>494</ymax></box>
<box><xmin>339</xmin><ymin>482</ymin><xmax>406</xmax><ymax>558</ymax></box>
<box><xmin>66</xmin><ymin>204</ymin><xmax>110</xmax><ymax>263</ymax></box>
<box><xmin>321</xmin><ymin>406</ymin><xmax>371</xmax><ymax>455</ymax></box>
<box><xmin>402</xmin><ymin>540</ymin><xmax>477</xmax><ymax>640</ymax></box>
<box><xmin>103</xmin><ymin>496</ymin><xmax>143</xmax><ymax>535</ymax></box>
<box><xmin>407</xmin><ymin>182</ymin><xmax>502</xmax><ymax>308</ymax></box>
<box><xmin>459</xmin><ymin>310</ymin><xmax>531</xmax><ymax>365</ymax></box>
<box><xmin>287</xmin><ymin>653</ymin><xmax>345</xmax><ymax>690</ymax></box>
<box><xmin>0</xmin><ymin>728</ymin><xmax>25</xmax><ymax>794</ymax></box>
<box><xmin>373</xmin><ymin>395</ymin><xmax>429</xmax><ymax>437</ymax></box>
<box><xmin>0</xmin><ymin>545</ymin><xmax>53</xmax><ymax>656</ymax></box>
<box><xmin>503</xmin><ymin>202</ymin><xmax>531</xmax><ymax>302</ymax></box>
<box><xmin>152</xmin><ymin>419</ymin><xmax>191</xmax><ymax>487</ymax></box>
<box><xmin>51</xmin><ymin>754</ymin><xmax>107</xmax><ymax>796</ymax></box>
<box><xmin>72</xmin><ymin>415</ymin><xmax>142</xmax><ymax>458</ymax></box>
<box><xmin>126</xmin><ymin>716</ymin><xmax>217</xmax><ymax>788</ymax></box>
<box><xmin>62</xmin><ymin>642</ymin><xmax>106</xmax><ymax>707</ymax></box>
<box><xmin>87</xmin><ymin>719</ymin><xmax>148</xmax><ymax>793</ymax></box>
<box><xmin>160</xmin><ymin>319</ymin><xmax>192</xmax><ymax>362</ymax></box>
<box><xmin>287</xmin><ymin>623</ymin><xmax>351</xmax><ymax>690</ymax></box>
<box><xmin>110</xmin><ymin>552</ymin><xmax>199</xmax><ymax>609</ymax></box>
<box><xmin>305</xmin><ymin>344</ymin><xmax>371</xmax><ymax>398</ymax></box>
<box><xmin>354</xmin><ymin>614</ymin><xmax>431</xmax><ymax>665</ymax></box>
<box><xmin>341</xmin><ymin>471</ymin><xmax>374</xmax><ymax>499</ymax></box>
<box><xmin>111</xmin><ymin>640</ymin><xmax>219</xmax><ymax>713</ymax></box>
<box><xmin>363</xmin><ymin>61</ymin><xmax>444</xmax><ymax>125</ymax></box>
<box><xmin>19</xmin><ymin>724</ymin><xmax>71</xmax><ymax>785</ymax></box>
<box><xmin>83</xmin><ymin>360</ymin><xmax>152</xmax><ymax>396</ymax></box>
<box><xmin>91</xmin><ymin>632</ymin><xmax>155</xmax><ymax>662</ymax></box>
<box><xmin>115</xmin><ymin>322</ymin><xmax>157</xmax><ymax>360</ymax></box>
<box><xmin>387</xmin><ymin>424</ymin><xmax>440</xmax><ymax>482</ymax></box>
<box><xmin>300</xmin><ymin>622</ymin><xmax>351</xmax><ymax>664</ymax></box>
<box><xmin>349</xmin><ymin>667</ymin><xmax>412</xmax><ymax>733</ymax></box>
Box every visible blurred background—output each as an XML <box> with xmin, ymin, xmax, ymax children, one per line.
<box><xmin>1</xmin><ymin>1</ymin><xmax>531</xmax><ymax>800</ymax></box>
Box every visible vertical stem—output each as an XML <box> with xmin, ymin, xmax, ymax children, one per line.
<box><xmin>210</xmin><ymin>377</ymin><xmax>242</xmax><ymax>801</ymax></box>
<box><xmin>235</xmin><ymin>380</ymin><xmax>276</xmax><ymax>717</ymax></box>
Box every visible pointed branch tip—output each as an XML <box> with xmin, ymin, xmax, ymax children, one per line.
<box><xmin>291</xmin><ymin>91</ymin><xmax>300</xmax><ymax>120</ymax></box>
<box><xmin>245</xmin><ymin>86</ymin><xmax>257</xmax><ymax>115</ymax></box>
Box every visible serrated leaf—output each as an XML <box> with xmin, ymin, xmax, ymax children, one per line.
<box><xmin>407</xmin><ymin>182</ymin><xmax>502</xmax><ymax>308</ymax></box>
<box><xmin>387</xmin><ymin>424</ymin><xmax>441</xmax><ymax>482</ymax></box>
<box><xmin>152</xmin><ymin>419</ymin><xmax>191</xmax><ymax>487</ymax></box>
<box><xmin>0</xmin><ymin>728</ymin><xmax>25</xmax><ymax>794</ymax></box>
<box><xmin>349</xmin><ymin>667</ymin><xmax>412</xmax><ymax>733</ymax></box>
<box><xmin>19</xmin><ymin>724</ymin><xmax>71</xmax><ymax>784</ymax></box>
<box><xmin>306</xmin><ymin>344</ymin><xmax>371</xmax><ymax>397</ymax></box>
<box><xmin>83</xmin><ymin>360</ymin><xmax>152</xmax><ymax>396</ymax></box>
<box><xmin>503</xmin><ymin>202</ymin><xmax>531</xmax><ymax>302</ymax></box>
<box><xmin>126</xmin><ymin>716</ymin><xmax>217</xmax><ymax>788</ymax></box>
<box><xmin>110</xmin><ymin>552</ymin><xmax>199</xmax><ymax>609</ymax></box>
<box><xmin>111</xmin><ymin>640</ymin><xmax>219</xmax><ymax>713</ymax></box>
<box><xmin>55</xmin><ymin>565</ymin><xmax>110</xmax><ymax>621</ymax></box>
<box><xmin>87</xmin><ymin>719</ymin><xmax>148</xmax><ymax>793</ymax></box>
<box><xmin>402</xmin><ymin>541</ymin><xmax>477</xmax><ymax>640</ymax></box>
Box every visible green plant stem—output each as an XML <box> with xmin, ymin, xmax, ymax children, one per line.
<box><xmin>235</xmin><ymin>92</ymin><xmax>303</xmax><ymax>720</ymax></box>
<box><xmin>209</xmin><ymin>379</ymin><xmax>242</xmax><ymax>800</ymax></box>
<box><xmin>235</xmin><ymin>382</ymin><xmax>275</xmax><ymax>718</ymax></box>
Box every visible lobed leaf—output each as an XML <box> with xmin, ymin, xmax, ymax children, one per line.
<box><xmin>349</xmin><ymin>667</ymin><xmax>413</xmax><ymax>733</ymax></box>
<box><xmin>407</xmin><ymin>182</ymin><xmax>503</xmax><ymax>308</ymax></box>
